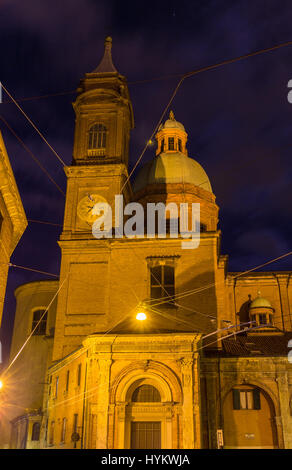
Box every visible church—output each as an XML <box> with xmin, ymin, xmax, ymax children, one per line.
<box><xmin>2</xmin><ymin>38</ymin><xmax>292</xmax><ymax>449</ymax></box>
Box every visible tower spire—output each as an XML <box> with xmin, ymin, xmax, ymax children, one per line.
<box><xmin>93</xmin><ymin>36</ymin><xmax>117</xmax><ymax>73</ymax></box>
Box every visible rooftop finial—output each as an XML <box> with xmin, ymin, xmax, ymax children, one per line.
<box><xmin>105</xmin><ymin>36</ymin><xmax>112</xmax><ymax>49</ymax></box>
<box><xmin>257</xmin><ymin>290</ymin><xmax>261</xmax><ymax>297</ymax></box>
<box><xmin>169</xmin><ymin>110</ymin><xmax>175</xmax><ymax>120</ymax></box>
<box><xmin>92</xmin><ymin>36</ymin><xmax>117</xmax><ymax>74</ymax></box>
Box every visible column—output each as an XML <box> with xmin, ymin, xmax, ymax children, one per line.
<box><xmin>179</xmin><ymin>357</ymin><xmax>195</xmax><ymax>449</ymax></box>
<box><xmin>276</xmin><ymin>373</ymin><xmax>292</xmax><ymax>448</ymax></box>
<box><xmin>96</xmin><ymin>357</ymin><xmax>112</xmax><ymax>448</ymax></box>
<box><xmin>276</xmin><ymin>274</ymin><xmax>292</xmax><ymax>330</ymax></box>
<box><xmin>116</xmin><ymin>402</ymin><xmax>127</xmax><ymax>449</ymax></box>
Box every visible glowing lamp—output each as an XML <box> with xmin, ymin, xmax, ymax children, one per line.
<box><xmin>0</xmin><ymin>380</ymin><xmax>3</xmax><ymax>390</ymax></box>
<box><xmin>136</xmin><ymin>312</ymin><xmax>147</xmax><ymax>321</ymax></box>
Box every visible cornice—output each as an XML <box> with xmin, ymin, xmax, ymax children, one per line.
<box><xmin>0</xmin><ymin>130</ymin><xmax>27</xmax><ymax>252</ymax></box>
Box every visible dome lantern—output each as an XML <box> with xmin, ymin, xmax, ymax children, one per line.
<box><xmin>155</xmin><ymin>111</ymin><xmax>188</xmax><ymax>156</ymax></box>
<box><xmin>249</xmin><ymin>291</ymin><xmax>275</xmax><ymax>329</ymax></box>
<box><xmin>132</xmin><ymin>112</ymin><xmax>219</xmax><ymax>232</ymax></box>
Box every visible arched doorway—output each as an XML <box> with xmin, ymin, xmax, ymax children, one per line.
<box><xmin>130</xmin><ymin>384</ymin><xmax>162</xmax><ymax>449</ymax></box>
<box><xmin>110</xmin><ymin>362</ymin><xmax>182</xmax><ymax>449</ymax></box>
<box><xmin>223</xmin><ymin>384</ymin><xmax>278</xmax><ymax>448</ymax></box>
<box><xmin>123</xmin><ymin>377</ymin><xmax>172</xmax><ymax>449</ymax></box>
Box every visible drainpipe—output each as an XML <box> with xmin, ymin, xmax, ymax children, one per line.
<box><xmin>217</xmin><ymin>357</ymin><xmax>223</xmax><ymax>449</ymax></box>
<box><xmin>81</xmin><ymin>352</ymin><xmax>88</xmax><ymax>449</ymax></box>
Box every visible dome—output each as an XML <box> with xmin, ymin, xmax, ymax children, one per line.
<box><xmin>250</xmin><ymin>293</ymin><xmax>273</xmax><ymax>310</ymax></box>
<box><xmin>133</xmin><ymin>151</ymin><xmax>213</xmax><ymax>193</ymax></box>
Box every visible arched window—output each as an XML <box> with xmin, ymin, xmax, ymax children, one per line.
<box><xmin>31</xmin><ymin>422</ymin><xmax>40</xmax><ymax>441</ymax></box>
<box><xmin>132</xmin><ymin>385</ymin><xmax>161</xmax><ymax>402</ymax></box>
<box><xmin>168</xmin><ymin>137</ymin><xmax>174</xmax><ymax>150</ymax></box>
<box><xmin>88</xmin><ymin>124</ymin><xmax>107</xmax><ymax>156</ymax></box>
<box><xmin>32</xmin><ymin>309</ymin><xmax>47</xmax><ymax>335</ymax></box>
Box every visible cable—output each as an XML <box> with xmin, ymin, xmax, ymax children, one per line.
<box><xmin>1</xmin><ymin>90</ymin><xmax>76</xmax><ymax>105</ymax></box>
<box><xmin>3</xmin><ymin>220</ymin><xmax>292</xmax><ymax>325</ymax></box>
<box><xmin>1</xmin><ymin>39</ymin><xmax>292</xmax><ymax>105</ymax></box>
<box><xmin>3</xmin><ymin>273</ymin><xmax>69</xmax><ymax>376</ymax></box>
<box><xmin>1</xmin><ymin>83</ymin><xmax>66</xmax><ymax>167</ymax></box>
<box><xmin>8</xmin><ymin>263</ymin><xmax>59</xmax><ymax>278</ymax></box>
<box><xmin>174</xmin><ymin>302</ymin><xmax>217</xmax><ymax>320</ymax></box>
<box><xmin>41</xmin><ymin>321</ymin><xmax>272</xmax><ymax>417</ymax></box>
<box><xmin>28</xmin><ymin>218</ymin><xmax>63</xmax><ymax>227</ymax></box>
<box><xmin>41</xmin><ymin>321</ymin><xmax>240</xmax><ymax>412</ymax></box>
<box><xmin>147</xmin><ymin>250</ymin><xmax>292</xmax><ymax>307</ymax></box>
<box><xmin>0</xmin><ymin>74</ymin><xmax>183</xmax><ymax>106</ymax></box>
<box><xmin>130</xmin><ymin>245</ymin><xmax>217</xmax><ymax>321</ymax></box>
<box><xmin>121</xmin><ymin>39</ymin><xmax>292</xmax><ymax>192</ymax></box>
<box><xmin>0</xmin><ymin>115</ymin><xmax>66</xmax><ymax>197</ymax></box>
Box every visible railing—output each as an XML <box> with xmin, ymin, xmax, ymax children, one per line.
<box><xmin>87</xmin><ymin>148</ymin><xmax>106</xmax><ymax>157</ymax></box>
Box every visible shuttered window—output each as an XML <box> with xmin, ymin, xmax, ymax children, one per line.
<box><xmin>232</xmin><ymin>388</ymin><xmax>261</xmax><ymax>410</ymax></box>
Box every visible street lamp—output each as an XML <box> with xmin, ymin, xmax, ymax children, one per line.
<box><xmin>136</xmin><ymin>311</ymin><xmax>147</xmax><ymax>321</ymax></box>
<box><xmin>0</xmin><ymin>379</ymin><xmax>3</xmax><ymax>390</ymax></box>
<box><xmin>136</xmin><ymin>302</ymin><xmax>147</xmax><ymax>321</ymax></box>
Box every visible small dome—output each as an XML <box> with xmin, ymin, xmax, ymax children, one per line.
<box><xmin>133</xmin><ymin>152</ymin><xmax>212</xmax><ymax>193</ymax></box>
<box><xmin>159</xmin><ymin>110</ymin><xmax>185</xmax><ymax>132</ymax></box>
<box><xmin>249</xmin><ymin>292</ymin><xmax>273</xmax><ymax>310</ymax></box>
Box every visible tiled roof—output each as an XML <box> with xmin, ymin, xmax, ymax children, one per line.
<box><xmin>92</xmin><ymin>308</ymin><xmax>207</xmax><ymax>335</ymax></box>
<box><xmin>204</xmin><ymin>331</ymin><xmax>292</xmax><ymax>357</ymax></box>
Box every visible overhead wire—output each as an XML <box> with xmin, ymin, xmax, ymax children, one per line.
<box><xmin>1</xmin><ymin>83</ymin><xmax>66</xmax><ymax>167</ymax></box>
<box><xmin>120</xmin><ymin>39</ymin><xmax>292</xmax><ymax>192</ymax></box>
<box><xmin>0</xmin><ymin>115</ymin><xmax>65</xmax><ymax>197</ymax></box>
<box><xmin>41</xmin><ymin>321</ymin><xmax>269</xmax><ymax>415</ymax></box>
<box><xmin>147</xmin><ymin>250</ymin><xmax>292</xmax><ymax>307</ymax></box>
<box><xmin>27</xmin><ymin>218</ymin><xmax>63</xmax><ymax>227</ymax></box>
<box><xmin>2</xmin><ymin>38</ymin><xmax>292</xmax><ymax>396</ymax></box>
<box><xmin>8</xmin><ymin>263</ymin><xmax>59</xmax><ymax>278</ymax></box>
<box><xmin>3</xmin><ymin>273</ymin><xmax>70</xmax><ymax>376</ymax></box>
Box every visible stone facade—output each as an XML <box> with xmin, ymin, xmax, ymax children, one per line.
<box><xmin>0</xmin><ymin>131</ymin><xmax>27</xmax><ymax>448</ymax></box>
<box><xmin>0</xmin><ymin>131</ymin><xmax>27</xmax><ymax>326</ymax></box>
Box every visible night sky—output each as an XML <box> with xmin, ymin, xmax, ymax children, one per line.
<box><xmin>0</xmin><ymin>0</ymin><xmax>292</xmax><ymax>364</ymax></box>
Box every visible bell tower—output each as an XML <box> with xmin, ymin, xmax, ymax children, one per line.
<box><xmin>62</xmin><ymin>37</ymin><xmax>134</xmax><ymax>238</ymax></box>
<box><xmin>72</xmin><ymin>36</ymin><xmax>133</xmax><ymax>167</ymax></box>
<box><xmin>53</xmin><ymin>39</ymin><xmax>134</xmax><ymax>360</ymax></box>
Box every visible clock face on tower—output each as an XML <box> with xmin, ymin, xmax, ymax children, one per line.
<box><xmin>77</xmin><ymin>194</ymin><xmax>107</xmax><ymax>225</ymax></box>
